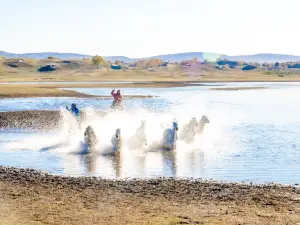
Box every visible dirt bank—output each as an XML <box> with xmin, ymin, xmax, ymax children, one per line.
<box><xmin>0</xmin><ymin>166</ymin><xmax>299</xmax><ymax>225</ymax></box>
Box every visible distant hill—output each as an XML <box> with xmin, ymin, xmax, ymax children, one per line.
<box><xmin>0</xmin><ymin>51</ymin><xmax>134</xmax><ymax>62</ymax></box>
<box><xmin>103</xmin><ymin>56</ymin><xmax>134</xmax><ymax>63</ymax></box>
<box><xmin>225</xmin><ymin>53</ymin><xmax>300</xmax><ymax>63</ymax></box>
<box><xmin>1</xmin><ymin>50</ymin><xmax>300</xmax><ymax>63</ymax></box>
<box><xmin>146</xmin><ymin>52</ymin><xmax>223</xmax><ymax>62</ymax></box>
<box><xmin>0</xmin><ymin>51</ymin><xmax>91</xmax><ymax>59</ymax></box>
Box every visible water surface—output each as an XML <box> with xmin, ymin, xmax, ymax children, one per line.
<box><xmin>1</xmin><ymin>82</ymin><xmax>300</xmax><ymax>184</ymax></box>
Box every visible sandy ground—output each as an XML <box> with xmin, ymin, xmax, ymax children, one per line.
<box><xmin>0</xmin><ymin>166</ymin><xmax>300</xmax><ymax>225</ymax></box>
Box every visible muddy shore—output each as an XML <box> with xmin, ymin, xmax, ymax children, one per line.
<box><xmin>0</xmin><ymin>166</ymin><xmax>300</xmax><ymax>224</ymax></box>
<box><xmin>0</xmin><ymin>110</ymin><xmax>109</xmax><ymax>130</ymax></box>
<box><xmin>0</xmin><ymin>110</ymin><xmax>61</xmax><ymax>130</ymax></box>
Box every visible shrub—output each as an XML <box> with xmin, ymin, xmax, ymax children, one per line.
<box><xmin>242</xmin><ymin>65</ymin><xmax>257</xmax><ymax>71</ymax></box>
<box><xmin>92</xmin><ymin>55</ymin><xmax>104</xmax><ymax>68</ymax></box>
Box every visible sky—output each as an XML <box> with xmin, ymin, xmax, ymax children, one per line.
<box><xmin>1</xmin><ymin>0</ymin><xmax>300</xmax><ymax>57</ymax></box>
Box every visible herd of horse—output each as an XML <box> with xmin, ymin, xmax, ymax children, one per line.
<box><xmin>81</xmin><ymin>115</ymin><xmax>210</xmax><ymax>155</ymax></box>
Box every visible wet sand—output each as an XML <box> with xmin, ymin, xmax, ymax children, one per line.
<box><xmin>0</xmin><ymin>110</ymin><xmax>108</xmax><ymax>130</ymax></box>
<box><xmin>0</xmin><ymin>111</ymin><xmax>63</xmax><ymax>130</ymax></box>
<box><xmin>0</xmin><ymin>166</ymin><xmax>300</xmax><ymax>225</ymax></box>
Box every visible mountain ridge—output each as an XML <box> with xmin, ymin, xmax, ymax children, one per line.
<box><xmin>1</xmin><ymin>50</ymin><xmax>300</xmax><ymax>63</ymax></box>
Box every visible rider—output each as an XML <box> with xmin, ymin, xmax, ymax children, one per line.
<box><xmin>66</xmin><ymin>103</ymin><xmax>80</xmax><ymax>117</ymax></box>
<box><xmin>111</xmin><ymin>89</ymin><xmax>123</xmax><ymax>110</ymax></box>
<box><xmin>111</xmin><ymin>89</ymin><xmax>122</xmax><ymax>101</ymax></box>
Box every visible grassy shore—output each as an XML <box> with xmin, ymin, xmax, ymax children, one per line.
<box><xmin>0</xmin><ymin>166</ymin><xmax>300</xmax><ymax>225</ymax></box>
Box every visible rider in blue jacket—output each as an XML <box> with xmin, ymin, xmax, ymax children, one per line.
<box><xmin>66</xmin><ymin>103</ymin><xmax>80</xmax><ymax>117</ymax></box>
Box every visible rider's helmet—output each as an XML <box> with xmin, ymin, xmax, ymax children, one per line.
<box><xmin>116</xmin><ymin>128</ymin><xmax>121</xmax><ymax>138</ymax></box>
<box><xmin>117</xmin><ymin>90</ymin><xmax>121</xmax><ymax>94</ymax></box>
<box><xmin>172</xmin><ymin>121</ymin><xmax>179</xmax><ymax>131</ymax></box>
<box><xmin>71</xmin><ymin>103</ymin><xmax>76</xmax><ymax>108</ymax></box>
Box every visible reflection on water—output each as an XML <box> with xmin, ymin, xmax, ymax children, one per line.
<box><xmin>1</xmin><ymin>82</ymin><xmax>300</xmax><ymax>184</ymax></box>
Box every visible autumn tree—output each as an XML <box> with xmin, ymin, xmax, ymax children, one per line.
<box><xmin>92</xmin><ymin>55</ymin><xmax>104</xmax><ymax>69</ymax></box>
<box><xmin>135</xmin><ymin>60</ymin><xmax>147</xmax><ymax>68</ymax></box>
<box><xmin>146</xmin><ymin>58</ymin><xmax>163</xmax><ymax>67</ymax></box>
<box><xmin>103</xmin><ymin>61</ymin><xmax>110</xmax><ymax>69</ymax></box>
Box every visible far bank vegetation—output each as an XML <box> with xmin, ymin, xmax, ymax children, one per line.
<box><xmin>1</xmin><ymin>53</ymin><xmax>300</xmax><ymax>78</ymax></box>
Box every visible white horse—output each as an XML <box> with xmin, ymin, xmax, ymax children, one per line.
<box><xmin>80</xmin><ymin>125</ymin><xmax>98</xmax><ymax>154</ymax></box>
<box><xmin>111</xmin><ymin>99</ymin><xmax>124</xmax><ymax>112</ymax></box>
<box><xmin>179</xmin><ymin>115</ymin><xmax>210</xmax><ymax>143</ymax></box>
<box><xmin>111</xmin><ymin>128</ymin><xmax>122</xmax><ymax>155</ymax></box>
<box><xmin>162</xmin><ymin>121</ymin><xmax>179</xmax><ymax>150</ymax></box>
<box><xmin>128</xmin><ymin>120</ymin><xmax>147</xmax><ymax>149</ymax></box>
<box><xmin>197</xmin><ymin>115</ymin><xmax>210</xmax><ymax>134</ymax></box>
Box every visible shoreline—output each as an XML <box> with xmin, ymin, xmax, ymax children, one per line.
<box><xmin>0</xmin><ymin>110</ymin><xmax>107</xmax><ymax>130</ymax></box>
<box><xmin>1</xmin><ymin>79</ymin><xmax>300</xmax><ymax>99</ymax></box>
<box><xmin>0</xmin><ymin>84</ymin><xmax>156</xmax><ymax>99</ymax></box>
<box><xmin>210</xmin><ymin>86</ymin><xmax>267</xmax><ymax>91</ymax></box>
<box><xmin>0</xmin><ymin>166</ymin><xmax>300</xmax><ymax>224</ymax></box>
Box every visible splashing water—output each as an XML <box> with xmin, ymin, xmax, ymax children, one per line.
<box><xmin>4</xmin><ymin>84</ymin><xmax>300</xmax><ymax>182</ymax></box>
<box><xmin>1</xmin><ymin>93</ymin><xmax>232</xmax><ymax>162</ymax></box>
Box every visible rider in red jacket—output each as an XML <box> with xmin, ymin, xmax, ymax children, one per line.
<box><xmin>111</xmin><ymin>89</ymin><xmax>122</xmax><ymax>101</ymax></box>
<box><xmin>111</xmin><ymin>89</ymin><xmax>124</xmax><ymax>110</ymax></box>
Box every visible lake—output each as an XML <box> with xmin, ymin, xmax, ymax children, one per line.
<box><xmin>0</xmin><ymin>82</ymin><xmax>300</xmax><ymax>184</ymax></box>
